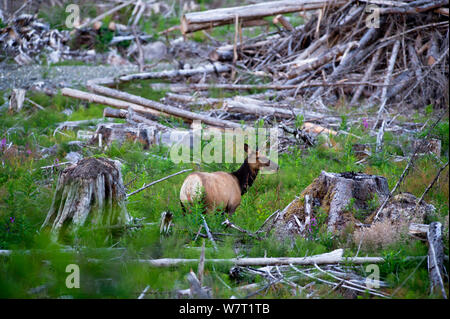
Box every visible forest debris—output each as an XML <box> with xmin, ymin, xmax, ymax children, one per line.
<box><xmin>415</xmin><ymin>161</ymin><xmax>449</xmax><ymax>210</ymax></box>
<box><xmin>62</xmin><ymin>88</ymin><xmax>164</xmax><ymax>118</ymax></box>
<box><xmin>126</xmin><ymin>169</ymin><xmax>192</xmax><ymax>198</ymax></box>
<box><xmin>427</xmin><ymin>222</ymin><xmax>447</xmax><ymax>298</ymax></box>
<box><xmin>86</xmin><ymin>83</ymin><xmax>242</xmax><ymax>129</ymax></box>
<box><xmin>273</xmin><ymin>171</ymin><xmax>390</xmax><ymax>240</ymax></box>
<box><xmin>372</xmin><ymin>113</ymin><xmax>446</xmax><ymax>222</ymax></box>
<box><xmin>65</xmin><ymin>151</ymin><xmax>83</xmax><ymax>164</ymax></box>
<box><xmin>128</xmin><ymin>41</ymin><xmax>167</xmax><ymax>62</ymax></box>
<box><xmin>139</xmin><ymin>248</ymin><xmax>388</xmax><ymax>267</ymax></box>
<box><xmin>367</xmin><ymin>192</ymin><xmax>435</xmax><ymax>225</ymax></box>
<box><xmin>273</xmin><ymin>14</ymin><xmax>294</xmax><ymax>32</ymax></box>
<box><xmin>137</xmin><ymin>285</ymin><xmax>151</xmax><ymax>299</ymax></box>
<box><xmin>186</xmin><ymin>270</ymin><xmax>212</xmax><ymax>299</ymax></box>
<box><xmin>0</xmin><ymin>14</ymin><xmax>71</xmax><ymax>65</ymax></box>
<box><xmin>202</xmin><ymin>216</ymin><xmax>218</xmax><ymax>252</ymax></box>
<box><xmin>117</xmin><ymin>62</ymin><xmax>231</xmax><ymax>83</ymax></box>
<box><xmin>77</xmin><ymin>0</ymin><xmax>135</xmax><ymax>30</ymax></box>
<box><xmin>41</xmin><ymin>157</ymin><xmax>130</xmax><ymax>239</ymax></box>
<box><xmin>159</xmin><ymin>211</ymin><xmax>173</xmax><ymax>235</ymax></box>
<box><xmin>8</xmin><ymin>88</ymin><xmax>26</xmax><ymax>112</ymax></box>
<box><xmin>180</xmin><ymin>0</ymin><xmax>346</xmax><ymax>34</ymax></box>
<box><xmin>412</xmin><ymin>138</ymin><xmax>442</xmax><ymax>157</ymax></box>
<box><xmin>409</xmin><ymin>223</ymin><xmax>429</xmax><ymax>240</ymax></box>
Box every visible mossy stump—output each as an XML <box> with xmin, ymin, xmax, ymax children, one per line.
<box><xmin>274</xmin><ymin>171</ymin><xmax>389</xmax><ymax>241</ymax></box>
<box><xmin>41</xmin><ymin>157</ymin><xmax>130</xmax><ymax>239</ymax></box>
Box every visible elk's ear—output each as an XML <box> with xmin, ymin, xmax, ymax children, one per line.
<box><xmin>244</xmin><ymin>143</ymin><xmax>249</xmax><ymax>153</ymax></box>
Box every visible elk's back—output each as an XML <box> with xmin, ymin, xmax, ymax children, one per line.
<box><xmin>179</xmin><ymin>172</ymin><xmax>241</xmax><ymax>212</ymax></box>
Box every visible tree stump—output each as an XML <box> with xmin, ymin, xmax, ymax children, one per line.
<box><xmin>274</xmin><ymin>171</ymin><xmax>390</xmax><ymax>240</ymax></box>
<box><xmin>41</xmin><ymin>157</ymin><xmax>130</xmax><ymax>238</ymax></box>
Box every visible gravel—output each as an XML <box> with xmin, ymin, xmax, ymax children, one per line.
<box><xmin>0</xmin><ymin>64</ymin><xmax>138</xmax><ymax>92</ymax></box>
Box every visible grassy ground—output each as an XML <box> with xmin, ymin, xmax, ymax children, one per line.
<box><xmin>0</xmin><ymin>87</ymin><xmax>448</xmax><ymax>298</ymax></box>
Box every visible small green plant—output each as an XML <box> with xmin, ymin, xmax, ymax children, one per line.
<box><xmin>295</xmin><ymin>114</ymin><xmax>304</xmax><ymax>129</ymax></box>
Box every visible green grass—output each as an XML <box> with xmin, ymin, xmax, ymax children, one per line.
<box><xmin>0</xmin><ymin>82</ymin><xmax>449</xmax><ymax>299</ymax></box>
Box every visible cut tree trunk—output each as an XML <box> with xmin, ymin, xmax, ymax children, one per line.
<box><xmin>41</xmin><ymin>157</ymin><xmax>130</xmax><ymax>238</ymax></box>
<box><xmin>273</xmin><ymin>171</ymin><xmax>390</xmax><ymax>240</ymax></box>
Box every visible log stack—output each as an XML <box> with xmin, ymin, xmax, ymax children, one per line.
<box><xmin>199</xmin><ymin>0</ymin><xmax>449</xmax><ymax>109</ymax></box>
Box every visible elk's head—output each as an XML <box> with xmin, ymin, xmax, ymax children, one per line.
<box><xmin>244</xmin><ymin>143</ymin><xmax>279</xmax><ymax>173</ymax></box>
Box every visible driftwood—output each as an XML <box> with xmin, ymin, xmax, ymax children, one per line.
<box><xmin>180</xmin><ymin>0</ymin><xmax>346</xmax><ymax>34</ymax></box>
<box><xmin>427</xmin><ymin>222</ymin><xmax>447</xmax><ymax>298</ymax></box>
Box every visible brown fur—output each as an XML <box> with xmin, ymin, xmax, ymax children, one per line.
<box><xmin>179</xmin><ymin>144</ymin><xmax>278</xmax><ymax>215</ymax></box>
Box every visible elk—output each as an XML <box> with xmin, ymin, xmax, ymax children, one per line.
<box><xmin>179</xmin><ymin>143</ymin><xmax>278</xmax><ymax>215</ymax></box>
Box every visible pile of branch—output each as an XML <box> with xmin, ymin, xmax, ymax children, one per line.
<box><xmin>202</xmin><ymin>0</ymin><xmax>449</xmax><ymax>110</ymax></box>
<box><xmin>0</xmin><ymin>14</ymin><xmax>71</xmax><ymax>65</ymax></box>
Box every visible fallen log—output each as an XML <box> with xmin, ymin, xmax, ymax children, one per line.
<box><xmin>138</xmin><ymin>249</ymin><xmax>387</xmax><ymax>267</ymax></box>
<box><xmin>103</xmin><ymin>107</ymin><xmax>171</xmax><ymax>131</ymax></box>
<box><xmin>180</xmin><ymin>0</ymin><xmax>347</xmax><ymax>34</ymax></box>
<box><xmin>61</xmin><ymin>88</ymin><xmax>164</xmax><ymax>118</ymax></box>
<box><xmin>87</xmin><ymin>83</ymin><xmax>242</xmax><ymax>129</ymax></box>
<box><xmin>117</xmin><ymin>63</ymin><xmax>231</xmax><ymax>83</ymax></box>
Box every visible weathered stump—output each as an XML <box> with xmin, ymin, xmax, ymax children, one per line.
<box><xmin>274</xmin><ymin>171</ymin><xmax>390</xmax><ymax>240</ymax></box>
<box><xmin>41</xmin><ymin>157</ymin><xmax>130</xmax><ymax>238</ymax></box>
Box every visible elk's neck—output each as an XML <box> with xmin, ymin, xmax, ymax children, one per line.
<box><xmin>231</xmin><ymin>159</ymin><xmax>259</xmax><ymax>195</ymax></box>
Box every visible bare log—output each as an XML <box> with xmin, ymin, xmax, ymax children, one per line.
<box><xmin>61</xmin><ymin>88</ymin><xmax>164</xmax><ymax>118</ymax></box>
<box><xmin>181</xmin><ymin>0</ymin><xmax>347</xmax><ymax>34</ymax></box>
<box><xmin>117</xmin><ymin>63</ymin><xmax>231</xmax><ymax>83</ymax></box>
<box><xmin>375</xmin><ymin>40</ymin><xmax>401</xmax><ymax>125</ymax></box>
<box><xmin>288</xmin><ymin>42</ymin><xmax>358</xmax><ymax>78</ymax></box>
<box><xmin>87</xmin><ymin>83</ymin><xmax>242</xmax><ymax>129</ymax></box>
<box><xmin>138</xmin><ymin>249</ymin><xmax>388</xmax><ymax>267</ymax></box>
